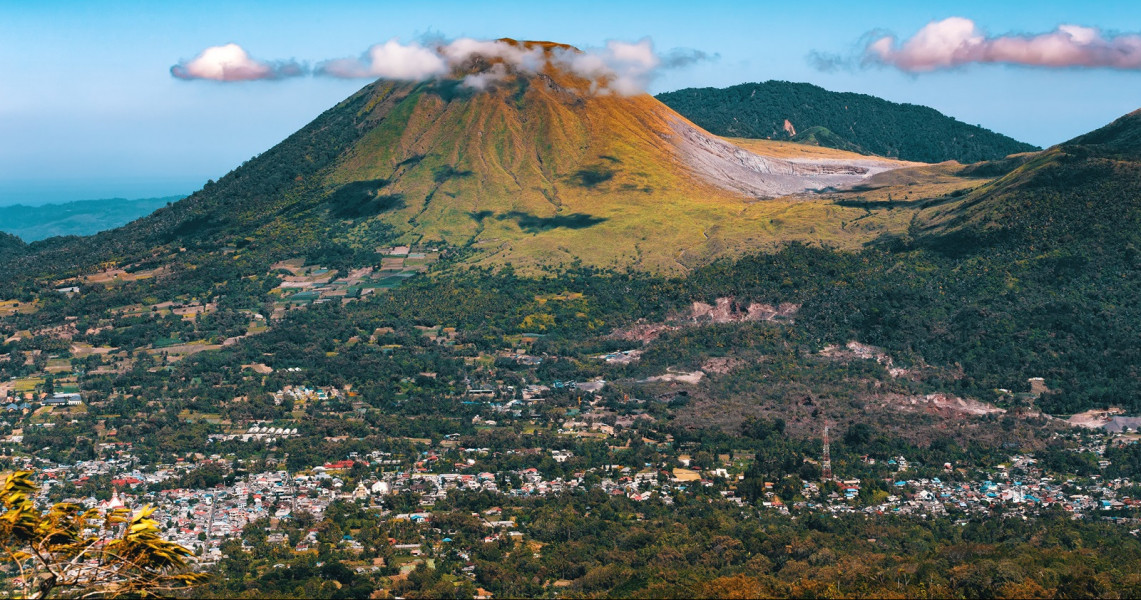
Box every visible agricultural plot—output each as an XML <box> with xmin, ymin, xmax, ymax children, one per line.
<box><xmin>272</xmin><ymin>248</ymin><xmax>439</xmax><ymax>304</ymax></box>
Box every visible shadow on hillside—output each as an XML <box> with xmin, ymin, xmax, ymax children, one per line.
<box><xmin>425</xmin><ymin>79</ymin><xmax>474</xmax><ymax>102</ymax></box>
<box><xmin>433</xmin><ymin>165</ymin><xmax>474</xmax><ymax>183</ymax></box>
<box><xmin>397</xmin><ymin>154</ymin><xmax>425</xmax><ymax>168</ymax></box>
<box><xmin>326</xmin><ymin>180</ymin><xmax>404</xmax><ymax>218</ymax></box>
<box><xmin>570</xmin><ymin>165</ymin><xmax>616</xmax><ymax>188</ymax></box>
<box><xmin>168</xmin><ymin>215</ymin><xmax>225</xmax><ymax>240</ymax></box>
<box><xmin>469</xmin><ymin>211</ymin><xmax>607</xmax><ymax>232</ymax></box>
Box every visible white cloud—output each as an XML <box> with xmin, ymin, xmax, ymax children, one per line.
<box><xmin>461</xmin><ymin>63</ymin><xmax>511</xmax><ymax>90</ymax></box>
<box><xmin>171</xmin><ymin>43</ymin><xmax>305</xmax><ymax>81</ymax></box>
<box><xmin>550</xmin><ymin>38</ymin><xmax>663</xmax><ymax>95</ymax></box>
<box><xmin>441</xmin><ymin>38</ymin><xmax>545</xmax><ymax>72</ymax></box>
<box><xmin>316</xmin><ymin>38</ymin><xmax>447</xmax><ymax>80</ymax></box>
<box><xmin>865</xmin><ymin>17</ymin><xmax>1141</xmax><ymax>72</ymax></box>
<box><xmin>184</xmin><ymin>37</ymin><xmax>716</xmax><ymax>94</ymax></box>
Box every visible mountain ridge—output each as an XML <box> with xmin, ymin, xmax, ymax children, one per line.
<box><xmin>911</xmin><ymin>106</ymin><xmax>1141</xmax><ymax>256</ymax></box>
<box><xmin>657</xmin><ymin>81</ymin><xmax>1039</xmax><ymax>163</ymax></box>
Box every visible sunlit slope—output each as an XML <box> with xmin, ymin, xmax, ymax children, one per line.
<box><xmin>725</xmin><ymin>137</ymin><xmax>919</xmax><ymax>163</ymax></box>
<box><xmin>308</xmin><ymin>53</ymin><xmax>916</xmax><ymax>271</ymax></box>
<box><xmin>317</xmin><ymin>77</ymin><xmax>747</xmax><ymax>271</ymax></box>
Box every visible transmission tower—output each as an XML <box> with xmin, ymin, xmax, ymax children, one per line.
<box><xmin>822</xmin><ymin>425</ymin><xmax>833</xmax><ymax>481</ymax></box>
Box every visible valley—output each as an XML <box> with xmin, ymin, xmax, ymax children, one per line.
<box><xmin>2</xmin><ymin>37</ymin><xmax>1141</xmax><ymax>600</ymax></box>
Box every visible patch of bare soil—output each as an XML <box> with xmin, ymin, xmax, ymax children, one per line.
<box><xmin>609</xmin><ymin>321</ymin><xmax>679</xmax><ymax>344</ymax></box>
<box><xmin>32</xmin><ymin>322</ymin><xmax>79</xmax><ymax>341</ymax></box>
<box><xmin>70</xmin><ymin>343</ymin><xmax>117</xmax><ymax>357</ymax></box>
<box><xmin>702</xmin><ymin>356</ymin><xmax>745</xmax><ymax>374</ymax></box>
<box><xmin>669</xmin><ymin>116</ymin><xmax>915</xmax><ymax>198</ymax></box>
<box><xmin>690</xmin><ymin>298</ymin><xmax>800</xmax><ymax>324</ymax></box>
<box><xmin>878</xmin><ymin>392</ymin><xmax>1005</xmax><ymax>417</ymax></box>
<box><xmin>643</xmin><ymin>370</ymin><xmax>705</xmax><ymax>384</ymax></box>
<box><xmin>820</xmin><ymin>340</ymin><xmax>913</xmax><ymax>378</ymax></box>
<box><xmin>610</xmin><ymin>297</ymin><xmax>799</xmax><ymax>344</ymax></box>
<box><xmin>1067</xmin><ymin>407</ymin><xmax>1127</xmax><ymax>429</ymax></box>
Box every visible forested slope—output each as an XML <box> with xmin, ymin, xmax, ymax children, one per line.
<box><xmin>657</xmin><ymin>81</ymin><xmax>1038</xmax><ymax>163</ymax></box>
<box><xmin>0</xmin><ymin>232</ymin><xmax>25</xmax><ymax>261</ymax></box>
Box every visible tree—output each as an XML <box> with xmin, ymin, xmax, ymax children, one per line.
<box><xmin>0</xmin><ymin>470</ymin><xmax>208</xmax><ymax>599</ymax></box>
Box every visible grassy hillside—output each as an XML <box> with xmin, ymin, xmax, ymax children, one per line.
<box><xmin>657</xmin><ymin>81</ymin><xmax>1038</xmax><ymax>163</ymax></box>
<box><xmin>317</xmin><ymin>75</ymin><xmax>740</xmax><ymax>272</ymax></box>
<box><xmin>1067</xmin><ymin>108</ymin><xmax>1141</xmax><ymax>156</ymax></box>
<box><xmin>313</xmin><ymin>71</ymin><xmax>918</xmax><ymax>272</ymax></box>
<box><xmin>0</xmin><ymin>196</ymin><xmax>179</xmax><ymax>242</ymax></box>
<box><xmin>0</xmin><ymin>55</ymin><xmax>927</xmax><ymax>281</ymax></box>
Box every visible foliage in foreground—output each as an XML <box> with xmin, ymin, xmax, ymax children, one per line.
<box><xmin>0</xmin><ymin>471</ymin><xmax>207</xmax><ymax>599</ymax></box>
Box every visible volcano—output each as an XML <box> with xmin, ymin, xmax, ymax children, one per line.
<box><xmin>11</xmin><ymin>40</ymin><xmax>915</xmax><ymax>275</ymax></box>
<box><xmin>296</xmin><ymin>40</ymin><xmax>909</xmax><ymax>269</ymax></box>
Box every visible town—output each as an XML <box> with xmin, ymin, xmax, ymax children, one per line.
<box><xmin>6</xmin><ymin>420</ymin><xmax>1138</xmax><ymax>577</ymax></box>
<box><xmin>3</xmin><ymin>248</ymin><xmax>1141</xmax><ymax>596</ymax></box>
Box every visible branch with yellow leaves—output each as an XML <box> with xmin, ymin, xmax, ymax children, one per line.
<box><xmin>0</xmin><ymin>470</ymin><xmax>209</xmax><ymax>599</ymax></box>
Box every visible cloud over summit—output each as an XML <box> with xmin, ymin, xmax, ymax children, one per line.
<box><xmin>315</xmin><ymin>37</ymin><xmax>674</xmax><ymax>95</ymax></box>
<box><xmin>174</xmin><ymin>37</ymin><xmax>714</xmax><ymax>95</ymax></box>
<box><xmin>316</xmin><ymin>39</ymin><xmax>449</xmax><ymax>80</ymax></box>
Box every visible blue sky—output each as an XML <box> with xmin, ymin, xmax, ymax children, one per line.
<box><xmin>3</xmin><ymin>0</ymin><xmax>1140</xmax><ymax>204</ymax></box>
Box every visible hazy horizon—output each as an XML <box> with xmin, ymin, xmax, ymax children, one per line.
<box><xmin>0</xmin><ymin>177</ymin><xmax>202</xmax><ymax>207</ymax></box>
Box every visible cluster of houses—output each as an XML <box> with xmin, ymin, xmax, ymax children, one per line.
<box><xmin>3</xmin><ymin>391</ymin><xmax>84</xmax><ymax>412</ymax></box>
<box><xmin>237</xmin><ymin>424</ymin><xmax>300</xmax><ymax>443</ymax></box>
<box><xmin>6</xmin><ymin>421</ymin><xmax>1138</xmax><ymax>573</ymax></box>
<box><xmin>271</xmin><ymin>385</ymin><xmax>339</xmax><ymax>407</ymax></box>
<box><xmin>760</xmin><ymin>453</ymin><xmax>1140</xmax><ymax>519</ymax></box>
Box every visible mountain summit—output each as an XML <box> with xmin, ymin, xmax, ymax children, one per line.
<box><xmin>305</xmin><ymin>40</ymin><xmax>905</xmax><ymax>265</ymax></box>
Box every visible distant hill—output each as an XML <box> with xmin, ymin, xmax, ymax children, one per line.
<box><xmin>874</xmin><ymin>107</ymin><xmax>1141</xmax><ymax>413</ymax></box>
<box><xmin>657</xmin><ymin>81</ymin><xmax>1039</xmax><ymax>163</ymax></box>
<box><xmin>0</xmin><ymin>196</ymin><xmax>179</xmax><ymax>242</ymax></box>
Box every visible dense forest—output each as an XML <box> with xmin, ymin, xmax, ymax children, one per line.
<box><xmin>6</xmin><ymin>223</ymin><xmax>1135</xmax><ymax>420</ymax></box>
<box><xmin>657</xmin><ymin>81</ymin><xmax>1038</xmax><ymax>163</ymax></box>
<box><xmin>0</xmin><ymin>232</ymin><xmax>24</xmax><ymax>261</ymax></box>
<box><xmin>202</xmin><ymin>493</ymin><xmax>1141</xmax><ymax>599</ymax></box>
